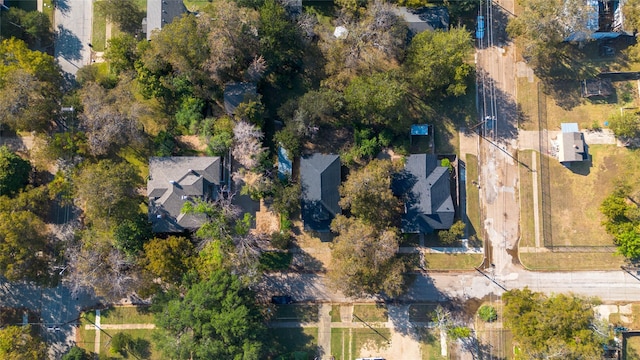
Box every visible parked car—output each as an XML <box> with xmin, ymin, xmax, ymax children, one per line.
<box><xmin>271</xmin><ymin>296</ymin><xmax>294</xmax><ymax>304</ymax></box>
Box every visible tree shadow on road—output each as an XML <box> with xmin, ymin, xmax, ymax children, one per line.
<box><xmin>476</xmin><ymin>68</ymin><xmax>519</xmax><ymax>142</ymax></box>
<box><xmin>53</xmin><ymin>0</ymin><xmax>71</xmax><ymax>15</ymax></box>
<box><xmin>55</xmin><ymin>24</ymin><xmax>83</xmax><ymax>62</ymax></box>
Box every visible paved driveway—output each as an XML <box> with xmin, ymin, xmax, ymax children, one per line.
<box><xmin>54</xmin><ymin>0</ymin><xmax>92</xmax><ymax>74</ymax></box>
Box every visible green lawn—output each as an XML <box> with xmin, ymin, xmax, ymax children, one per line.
<box><xmin>420</xmin><ymin>328</ymin><xmax>445</xmax><ymax>360</ymax></box>
<box><xmin>331</xmin><ymin>328</ymin><xmax>350</xmax><ymax>360</ymax></box>
<box><xmin>271</xmin><ymin>327</ymin><xmax>319</xmax><ymax>359</ymax></box>
<box><xmin>95</xmin><ymin>306</ymin><xmax>155</xmax><ymax>325</ymax></box>
<box><xmin>517</xmin><ymin>150</ymin><xmax>541</xmax><ymax>248</ymax></box>
<box><xmin>91</xmin><ymin>8</ymin><xmax>107</xmax><ymax>51</ymax></box>
<box><xmin>520</xmin><ymin>251</ymin><xmax>625</xmax><ymax>271</ymax></box>
<box><xmin>98</xmin><ymin>329</ymin><xmax>161</xmax><ymax>359</ymax></box>
<box><xmin>331</xmin><ymin>328</ymin><xmax>391</xmax><ymax>360</ymax></box>
<box><xmin>548</xmin><ymin>145</ymin><xmax>640</xmax><ymax>247</ymax></box>
<box><xmin>183</xmin><ymin>0</ymin><xmax>212</xmax><ymax>11</ymax></box>
<box><xmin>627</xmin><ymin>336</ymin><xmax>640</xmax><ymax>360</ymax></box>
<box><xmin>465</xmin><ymin>154</ymin><xmax>482</xmax><ymax>241</ymax></box>
<box><xmin>352</xmin><ymin>304</ymin><xmax>388</xmax><ymax>323</ymax></box>
<box><xmin>424</xmin><ymin>253</ymin><xmax>483</xmax><ymax>270</ymax></box>
<box><xmin>273</xmin><ymin>304</ymin><xmax>319</xmax><ymax>323</ymax></box>
<box><xmin>43</xmin><ymin>0</ymin><xmax>54</xmax><ymax>27</ymax></box>
<box><xmin>330</xmin><ymin>305</ymin><xmax>342</xmax><ymax>322</ymax></box>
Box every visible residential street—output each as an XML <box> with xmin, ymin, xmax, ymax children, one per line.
<box><xmin>54</xmin><ymin>0</ymin><xmax>92</xmax><ymax>74</ymax></box>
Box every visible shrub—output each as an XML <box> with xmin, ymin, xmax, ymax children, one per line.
<box><xmin>478</xmin><ymin>305</ymin><xmax>498</xmax><ymax>322</ymax></box>
<box><xmin>447</xmin><ymin>326</ymin><xmax>471</xmax><ymax>339</ymax></box>
<box><xmin>271</xmin><ymin>231</ymin><xmax>291</xmax><ymax>250</ymax></box>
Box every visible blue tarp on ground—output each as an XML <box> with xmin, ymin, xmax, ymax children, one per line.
<box><xmin>278</xmin><ymin>147</ymin><xmax>292</xmax><ymax>180</ymax></box>
<box><xmin>411</xmin><ymin>124</ymin><xmax>429</xmax><ymax>136</ymax></box>
<box><xmin>561</xmin><ymin>123</ymin><xmax>579</xmax><ymax>133</ymax></box>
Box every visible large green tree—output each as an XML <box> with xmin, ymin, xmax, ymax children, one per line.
<box><xmin>339</xmin><ymin>159</ymin><xmax>401</xmax><ymax>228</ymax></box>
<box><xmin>502</xmin><ymin>288</ymin><xmax>604</xmax><ymax>359</ymax></box>
<box><xmin>0</xmin><ymin>210</ymin><xmax>49</xmax><ymax>282</ymax></box>
<box><xmin>104</xmin><ymin>34</ymin><xmax>139</xmax><ymax>75</ymax></box>
<box><xmin>0</xmin><ymin>146</ymin><xmax>31</xmax><ymax>197</ymax></box>
<box><xmin>608</xmin><ymin>111</ymin><xmax>640</xmax><ymax>139</ymax></box>
<box><xmin>600</xmin><ymin>184</ymin><xmax>640</xmax><ymax>259</ymax></box>
<box><xmin>4</xmin><ymin>8</ymin><xmax>53</xmax><ymax>49</ymax></box>
<box><xmin>95</xmin><ymin>0</ymin><xmax>145</xmax><ymax>34</ymax></box>
<box><xmin>0</xmin><ymin>38</ymin><xmax>62</xmax><ymax>132</ymax></box>
<box><xmin>73</xmin><ymin>160</ymin><xmax>140</xmax><ymax>229</ymax></box>
<box><xmin>153</xmin><ymin>270</ymin><xmax>267</xmax><ymax>359</ymax></box>
<box><xmin>259</xmin><ymin>0</ymin><xmax>302</xmax><ymax>77</ymax></box>
<box><xmin>507</xmin><ymin>0</ymin><xmax>592</xmax><ymax>70</ymax></box>
<box><xmin>0</xmin><ymin>326</ymin><xmax>47</xmax><ymax>360</ymax></box>
<box><xmin>404</xmin><ymin>27</ymin><xmax>473</xmax><ymax>97</ymax></box>
<box><xmin>79</xmin><ymin>79</ymin><xmax>147</xmax><ymax>156</ymax></box>
<box><xmin>143</xmin><ymin>236</ymin><xmax>196</xmax><ymax>285</ymax></box>
<box><xmin>329</xmin><ymin>215</ymin><xmax>407</xmax><ymax>297</ymax></box>
<box><xmin>344</xmin><ymin>71</ymin><xmax>411</xmax><ymax>131</ymax></box>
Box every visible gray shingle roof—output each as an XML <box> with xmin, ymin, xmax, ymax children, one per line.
<box><xmin>224</xmin><ymin>82</ymin><xmax>258</xmax><ymax>116</ymax></box>
<box><xmin>146</xmin><ymin>0</ymin><xmax>187</xmax><ymax>41</ymax></box>
<box><xmin>558</xmin><ymin>132</ymin><xmax>587</xmax><ymax>163</ymax></box>
<box><xmin>394</xmin><ymin>154</ymin><xmax>454</xmax><ymax>233</ymax></box>
<box><xmin>394</xmin><ymin>6</ymin><xmax>449</xmax><ymax>35</ymax></box>
<box><xmin>300</xmin><ymin>154</ymin><xmax>341</xmax><ymax>232</ymax></box>
<box><xmin>148</xmin><ymin>157</ymin><xmax>222</xmax><ymax>233</ymax></box>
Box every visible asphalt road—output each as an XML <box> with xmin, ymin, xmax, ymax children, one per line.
<box><xmin>54</xmin><ymin>0</ymin><xmax>92</xmax><ymax>75</ymax></box>
<box><xmin>0</xmin><ymin>279</ymin><xmax>100</xmax><ymax>357</ymax></box>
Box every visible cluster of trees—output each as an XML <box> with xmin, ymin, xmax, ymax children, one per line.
<box><xmin>0</xmin><ymin>326</ymin><xmax>48</xmax><ymax>360</ymax></box>
<box><xmin>608</xmin><ymin>111</ymin><xmax>640</xmax><ymax>140</ymax></box>
<box><xmin>0</xmin><ymin>0</ymin><xmax>478</xmax><ymax>357</ymax></box>
<box><xmin>503</xmin><ymin>288</ymin><xmax>605</xmax><ymax>358</ymax></box>
<box><xmin>600</xmin><ymin>182</ymin><xmax>640</xmax><ymax>260</ymax></box>
<box><xmin>507</xmin><ymin>0</ymin><xmax>593</xmax><ymax>73</ymax></box>
<box><xmin>328</xmin><ymin>159</ymin><xmax>409</xmax><ymax>297</ymax></box>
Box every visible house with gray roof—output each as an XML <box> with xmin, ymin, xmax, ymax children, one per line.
<box><xmin>224</xmin><ymin>82</ymin><xmax>258</xmax><ymax>116</ymax></box>
<box><xmin>148</xmin><ymin>156</ymin><xmax>223</xmax><ymax>232</ymax></box>
<box><xmin>393</xmin><ymin>6</ymin><xmax>449</xmax><ymax>36</ymax></box>
<box><xmin>145</xmin><ymin>0</ymin><xmax>187</xmax><ymax>40</ymax></box>
<box><xmin>558</xmin><ymin>123</ymin><xmax>588</xmax><ymax>167</ymax></box>
<box><xmin>300</xmin><ymin>153</ymin><xmax>341</xmax><ymax>232</ymax></box>
<box><xmin>393</xmin><ymin>154</ymin><xmax>454</xmax><ymax>234</ymax></box>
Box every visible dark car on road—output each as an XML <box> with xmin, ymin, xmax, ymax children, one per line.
<box><xmin>271</xmin><ymin>296</ymin><xmax>294</xmax><ymax>304</ymax></box>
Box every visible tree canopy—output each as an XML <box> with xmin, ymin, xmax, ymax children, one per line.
<box><xmin>329</xmin><ymin>215</ymin><xmax>407</xmax><ymax>297</ymax></box>
<box><xmin>405</xmin><ymin>27</ymin><xmax>473</xmax><ymax>97</ymax></box>
<box><xmin>507</xmin><ymin>0</ymin><xmax>593</xmax><ymax>70</ymax></box>
<box><xmin>608</xmin><ymin>111</ymin><xmax>640</xmax><ymax>139</ymax></box>
<box><xmin>0</xmin><ymin>326</ymin><xmax>47</xmax><ymax>360</ymax></box>
<box><xmin>503</xmin><ymin>288</ymin><xmax>603</xmax><ymax>358</ymax></box>
<box><xmin>0</xmin><ymin>210</ymin><xmax>49</xmax><ymax>282</ymax></box>
<box><xmin>95</xmin><ymin>0</ymin><xmax>145</xmax><ymax>34</ymax></box>
<box><xmin>153</xmin><ymin>270</ymin><xmax>267</xmax><ymax>359</ymax></box>
<box><xmin>73</xmin><ymin>160</ymin><xmax>141</xmax><ymax>229</ymax></box>
<box><xmin>338</xmin><ymin>159</ymin><xmax>401</xmax><ymax>228</ymax></box>
<box><xmin>600</xmin><ymin>183</ymin><xmax>640</xmax><ymax>259</ymax></box>
<box><xmin>143</xmin><ymin>236</ymin><xmax>196</xmax><ymax>285</ymax></box>
<box><xmin>0</xmin><ymin>38</ymin><xmax>62</xmax><ymax>132</ymax></box>
<box><xmin>0</xmin><ymin>146</ymin><xmax>31</xmax><ymax>197</ymax></box>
